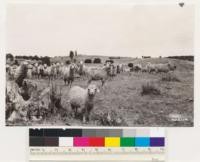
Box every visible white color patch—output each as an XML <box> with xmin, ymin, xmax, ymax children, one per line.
<box><xmin>59</xmin><ymin>137</ymin><xmax>74</xmax><ymax>147</ymax></box>
<box><xmin>150</xmin><ymin>128</ymin><xmax>165</xmax><ymax>137</ymax></box>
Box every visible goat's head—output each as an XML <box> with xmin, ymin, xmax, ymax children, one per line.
<box><xmin>87</xmin><ymin>84</ymin><xmax>100</xmax><ymax>97</ymax></box>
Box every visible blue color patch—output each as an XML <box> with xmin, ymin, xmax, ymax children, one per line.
<box><xmin>135</xmin><ymin>137</ymin><xmax>150</xmax><ymax>147</ymax></box>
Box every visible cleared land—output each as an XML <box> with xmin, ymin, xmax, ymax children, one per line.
<box><xmin>6</xmin><ymin>57</ymin><xmax>194</xmax><ymax>126</ymax></box>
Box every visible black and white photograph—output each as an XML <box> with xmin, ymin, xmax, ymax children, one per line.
<box><xmin>5</xmin><ymin>2</ymin><xmax>194</xmax><ymax>126</ymax></box>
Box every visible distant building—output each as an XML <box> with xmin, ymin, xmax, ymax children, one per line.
<box><xmin>109</xmin><ymin>56</ymin><xmax>120</xmax><ymax>59</ymax></box>
<box><xmin>142</xmin><ymin>56</ymin><xmax>151</xmax><ymax>59</ymax></box>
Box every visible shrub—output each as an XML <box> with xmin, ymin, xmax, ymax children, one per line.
<box><xmin>161</xmin><ymin>73</ymin><xmax>180</xmax><ymax>82</ymax></box>
<box><xmin>66</xmin><ymin>60</ymin><xmax>71</xmax><ymax>65</ymax></box>
<box><xmin>6</xmin><ymin>53</ymin><xmax>14</xmax><ymax>61</ymax></box>
<box><xmin>85</xmin><ymin>59</ymin><xmax>92</xmax><ymax>63</ymax></box>
<box><xmin>40</xmin><ymin>56</ymin><xmax>51</xmax><ymax>66</ymax></box>
<box><xmin>33</xmin><ymin>55</ymin><xmax>39</xmax><ymax>60</ymax></box>
<box><xmin>105</xmin><ymin>60</ymin><xmax>114</xmax><ymax>64</ymax></box>
<box><xmin>92</xmin><ymin>110</ymin><xmax>128</xmax><ymax>126</ymax></box>
<box><xmin>93</xmin><ymin>58</ymin><xmax>101</xmax><ymax>64</ymax></box>
<box><xmin>13</xmin><ymin>60</ymin><xmax>19</xmax><ymax>66</ymax></box>
<box><xmin>128</xmin><ymin>63</ymin><xmax>133</xmax><ymax>68</ymax></box>
<box><xmin>141</xmin><ymin>82</ymin><xmax>161</xmax><ymax>96</ymax></box>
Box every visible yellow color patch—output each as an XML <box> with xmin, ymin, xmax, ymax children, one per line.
<box><xmin>105</xmin><ymin>137</ymin><xmax>120</xmax><ymax>147</ymax></box>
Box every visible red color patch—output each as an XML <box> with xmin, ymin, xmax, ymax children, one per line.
<box><xmin>89</xmin><ymin>137</ymin><xmax>105</xmax><ymax>147</ymax></box>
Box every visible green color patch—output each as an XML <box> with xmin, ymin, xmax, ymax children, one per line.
<box><xmin>120</xmin><ymin>137</ymin><xmax>135</xmax><ymax>147</ymax></box>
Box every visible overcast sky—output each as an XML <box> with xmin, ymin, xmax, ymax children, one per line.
<box><xmin>6</xmin><ymin>3</ymin><xmax>195</xmax><ymax>57</ymax></box>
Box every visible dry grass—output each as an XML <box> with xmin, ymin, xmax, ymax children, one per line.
<box><xmin>6</xmin><ymin>57</ymin><xmax>194</xmax><ymax>127</ymax></box>
<box><xmin>161</xmin><ymin>73</ymin><xmax>180</xmax><ymax>82</ymax></box>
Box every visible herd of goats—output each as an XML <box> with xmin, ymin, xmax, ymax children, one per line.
<box><xmin>6</xmin><ymin>58</ymin><xmax>177</xmax><ymax>124</ymax></box>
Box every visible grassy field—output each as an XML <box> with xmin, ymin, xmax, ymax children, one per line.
<box><xmin>6</xmin><ymin>57</ymin><xmax>194</xmax><ymax>127</ymax></box>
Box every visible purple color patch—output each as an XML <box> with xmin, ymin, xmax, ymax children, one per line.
<box><xmin>74</xmin><ymin>137</ymin><xmax>90</xmax><ymax>147</ymax></box>
<box><xmin>150</xmin><ymin>138</ymin><xmax>165</xmax><ymax>147</ymax></box>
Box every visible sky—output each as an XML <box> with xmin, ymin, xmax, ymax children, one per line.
<box><xmin>6</xmin><ymin>2</ymin><xmax>195</xmax><ymax>57</ymax></box>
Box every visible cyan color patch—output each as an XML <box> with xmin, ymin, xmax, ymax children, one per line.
<box><xmin>135</xmin><ymin>137</ymin><xmax>150</xmax><ymax>147</ymax></box>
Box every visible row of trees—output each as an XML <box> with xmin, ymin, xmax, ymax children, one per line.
<box><xmin>84</xmin><ymin>58</ymin><xmax>102</xmax><ymax>64</ymax></box>
<box><xmin>69</xmin><ymin>50</ymin><xmax>78</xmax><ymax>61</ymax></box>
<box><xmin>15</xmin><ymin>55</ymin><xmax>41</xmax><ymax>60</ymax></box>
<box><xmin>6</xmin><ymin>53</ymin><xmax>51</xmax><ymax>66</ymax></box>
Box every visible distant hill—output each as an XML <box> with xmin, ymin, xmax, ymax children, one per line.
<box><xmin>167</xmin><ymin>56</ymin><xmax>194</xmax><ymax>61</ymax></box>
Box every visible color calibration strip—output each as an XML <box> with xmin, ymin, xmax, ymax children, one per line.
<box><xmin>29</xmin><ymin>129</ymin><xmax>165</xmax><ymax>147</ymax></box>
<box><xmin>29</xmin><ymin>129</ymin><xmax>165</xmax><ymax>162</ymax></box>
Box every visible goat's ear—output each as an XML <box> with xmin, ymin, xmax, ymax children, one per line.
<box><xmin>87</xmin><ymin>88</ymin><xmax>90</xmax><ymax>94</ymax></box>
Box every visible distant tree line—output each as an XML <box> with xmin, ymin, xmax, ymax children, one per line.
<box><xmin>13</xmin><ymin>54</ymin><xmax>51</xmax><ymax>66</ymax></box>
<box><xmin>84</xmin><ymin>58</ymin><xmax>102</xmax><ymax>64</ymax></box>
<box><xmin>167</xmin><ymin>56</ymin><xmax>194</xmax><ymax>61</ymax></box>
<box><xmin>15</xmin><ymin>55</ymin><xmax>40</xmax><ymax>60</ymax></box>
<box><xmin>84</xmin><ymin>58</ymin><xmax>115</xmax><ymax>64</ymax></box>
